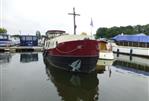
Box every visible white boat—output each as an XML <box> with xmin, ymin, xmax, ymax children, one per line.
<box><xmin>112</xmin><ymin>33</ymin><xmax>149</xmax><ymax>58</ymax></box>
<box><xmin>97</xmin><ymin>39</ymin><xmax>114</xmax><ymax>60</ymax></box>
<box><xmin>0</xmin><ymin>34</ymin><xmax>12</xmax><ymax>47</ymax></box>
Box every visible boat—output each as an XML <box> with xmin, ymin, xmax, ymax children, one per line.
<box><xmin>97</xmin><ymin>38</ymin><xmax>114</xmax><ymax>60</ymax></box>
<box><xmin>0</xmin><ymin>33</ymin><xmax>12</xmax><ymax>47</ymax></box>
<box><xmin>19</xmin><ymin>35</ymin><xmax>38</xmax><ymax>46</ymax></box>
<box><xmin>112</xmin><ymin>33</ymin><xmax>149</xmax><ymax>58</ymax></box>
<box><xmin>10</xmin><ymin>35</ymin><xmax>20</xmax><ymax>46</ymax></box>
<box><xmin>43</xmin><ymin>30</ymin><xmax>99</xmax><ymax>73</ymax></box>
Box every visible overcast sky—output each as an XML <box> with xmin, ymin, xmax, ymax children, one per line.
<box><xmin>1</xmin><ymin>0</ymin><xmax>149</xmax><ymax>35</ymax></box>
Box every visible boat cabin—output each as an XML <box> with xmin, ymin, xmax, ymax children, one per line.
<box><xmin>46</xmin><ymin>30</ymin><xmax>66</xmax><ymax>39</ymax></box>
<box><xmin>0</xmin><ymin>34</ymin><xmax>9</xmax><ymax>41</ymax></box>
<box><xmin>20</xmin><ymin>35</ymin><xmax>38</xmax><ymax>46</ymax></box>
<box><xmin>97</xmin><ymin>39</ymin><xmax>112</xmax><ymax>51</ymax></box>
<box><xmin>0</xmin><ymin>34</ymin><xmax>12</xmax><ymax>47</ymax></box>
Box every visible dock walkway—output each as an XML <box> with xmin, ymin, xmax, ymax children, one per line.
<box><xmin>0</xmin><ymin>46</ymin><xmax>43</xmax><ymax>52</ymax></box>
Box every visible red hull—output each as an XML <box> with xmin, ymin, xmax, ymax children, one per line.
<box><xmin>47</xmin><ymin>40</ymin><xmax>99</xmax><ymax>57</ymax></box>
<box><xmin>43</xmin><ymin>39</ymin><xmax>99</xmax><ymax>73</ymax></box>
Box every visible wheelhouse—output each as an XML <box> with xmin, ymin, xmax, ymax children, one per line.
<box><xmin>20</xmin><ymin>35</ymin><xmax>38</xmax><ymax>46</ymax></box>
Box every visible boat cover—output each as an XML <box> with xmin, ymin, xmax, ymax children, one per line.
<box><xmin>112</xmin><ymin>33</ymin><xmax>149</xmax><ymax>43</ymax></box>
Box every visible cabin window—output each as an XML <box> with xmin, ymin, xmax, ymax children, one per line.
<box><xmin>33</xmin><ymin>37</ymin><xmax>37</xmax><ymax>41</ymax></box>
<box><xmin>99</xmin><ymin>43</ymin><xmax>107</xmax><ymax>51</ymax></box>
<box><xmin>26</xmin><ymin>36</ymin><xmax>32</xmax><ymax>40</ymax></box>
<box><xmin>0</xmin><ymin>35</ymin><xmax>8</xmax><ymax>39</ymax></box>
<box><xmin>21</xmin><ymin>36</ymin><xmax>26</xmax><ymax>40</ymax></box>
<box><xmin>0</xmin><ymin>36</ymin><xmax>3</xmax><ymax>39</ymax></box>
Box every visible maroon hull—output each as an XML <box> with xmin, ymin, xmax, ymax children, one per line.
<box><xmin>44</xmin><ymin>39</ymin><xmax>99</xmax><ymax>73</ymax></box>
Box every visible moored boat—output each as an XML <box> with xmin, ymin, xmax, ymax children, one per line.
<box><xmin>19</xmin><ymin>35</ymin><xmax>38</xmax><ymax>46</ymax></box>
<box><xmin>0</xmin><ymin>34</ymin><xmax>12</xmax><ymax>47</ymax></box>
<box><xmin>97</xmin><ymin>39</ymin><xmax>114</xmax><ymax>60</ymax></box>
<box><xmin>43</xmin><ymin>30</ymin><xmax>99</xmax><ymax>73</ymax></box>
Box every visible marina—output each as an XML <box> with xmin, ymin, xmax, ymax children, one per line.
<box><xmin>0</xmin><ymin>52</ymin><xmax>149</xmax><ymax>101</ymax></box>
<box><xmin>0</xmin><ymin>32</ymin><xmax>149</xmax><ymax>101</ymax></box>
<box><xmin>1</xmin><ymin>0</ymin><xmax>149</xmax><ymax>101</ymax></box>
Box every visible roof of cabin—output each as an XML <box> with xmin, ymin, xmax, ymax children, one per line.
<box><xmin>46</xmin><ymin>30</ymin><xmax>66</xmax><ymax>35</ymax></box>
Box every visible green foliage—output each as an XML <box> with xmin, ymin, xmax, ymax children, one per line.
<box><xmin>0</xmin><ymin>28</ymin><xmax>7</xmax><ymax>34</ymax></box>
<box><xmin>96</xmin><ymin>24</ymin><xmax>149</xmax><ymax>39</ymax></box>
<box><xmin>36</xmin><ymin>30</ymin><xmax>41</xmax><ymax>39</ymax></box>
<box><xmin>11</xmin><ymin>34</ymin><xmax>20</xmax><ymax>37</ymax></box>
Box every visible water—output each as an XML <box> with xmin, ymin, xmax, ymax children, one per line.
<box><xmin>0</xmin><ymin>52</ymin><xmax>149</xmax><ymax>101</ymax></box>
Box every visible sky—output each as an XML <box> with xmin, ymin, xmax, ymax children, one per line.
<box><xmin>1</xmin><ymin>0</ymin><xmax>149</xmax><ymax>35</ymax></box>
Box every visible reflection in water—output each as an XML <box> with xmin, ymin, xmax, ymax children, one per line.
<box><xmin>113</xmin><ymin>60</ymin><xmax>149</xmax><ymax>76</ymax></box>
<box><xmin>114</xmin><ymin>53</ymin><xmax>149</xmax><ymax>66</ymax></box>
<box><xmin>0</xmin><ymin>52</ymin><xmax>12</xmax><ymax>64</ymax></box>
<box><xmin>96</xmin><ymin>59</ymin><xmax>114</xmax><ymax>73</ymax></box>
<box><xmin>113</xmin><ymin>54</ymin><xmax>149</xmax><ymax>76</ymax></box>
<box><xmin>96</xmin><ymin>59</ymin><xmax>114</xmax><ymax>77</ymax></box>
<box><xmin>20</xmin><ymin>53</ymin><xmax>38</xmax><ymax>63</ymax></box>
<box><xmin>44</xmin><ymin>58</ymin><xmax>99</xmax><ymax>101</ymax></box>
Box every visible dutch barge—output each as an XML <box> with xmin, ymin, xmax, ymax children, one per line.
<box><xmin>43</xmin><ymin>30</ymin><xmax>99</xmax><ymax>73</ymax></box>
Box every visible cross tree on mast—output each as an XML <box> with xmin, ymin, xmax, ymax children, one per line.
<box><xmin>68</xmin><ymin>7</ymin><xmax>80</xmax><ymax>35</ymax></box>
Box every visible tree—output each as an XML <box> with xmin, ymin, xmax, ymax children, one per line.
<box><xmin>96</xmin><ymin>27</ymin><xmax>108</xmax><ymax>39</ymax></box>
<box><xmin>0</xmin><ymin>28</ymin><xmax>7</xmax><ymax>34</ymax></box>
<box><xmin>95</xmin><ymin>24</ymin><xmax>149</xmax><ymax>39</ymax></box>
<box><xmin>36</xmin><ymin>30</ymin><xmax>41</xmax><ymax>39</ymax></box>
<box><xmin>143</xmin><ymin>24</ymin><xmax>149</xmax><ymax>35</ymax></box>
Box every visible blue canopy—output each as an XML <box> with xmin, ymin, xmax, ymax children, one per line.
<box><xmin>112</xmin><ymin>33</ymin><xmax>149</xmax><ymax>43</ymax></box>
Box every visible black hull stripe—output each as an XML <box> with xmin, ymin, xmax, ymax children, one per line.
<box><xmin>44</xmin><ymin>55</ymin><xmax>98</xmax><ymax>73</ymax></box>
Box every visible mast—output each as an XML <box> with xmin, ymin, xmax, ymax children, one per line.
<box><xmin>68</xmin><ymin>7</ymin><xmax>80</xmax><ymax>35</ymax></box>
